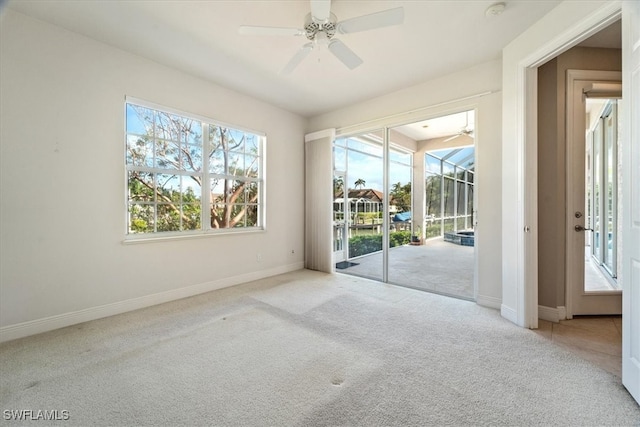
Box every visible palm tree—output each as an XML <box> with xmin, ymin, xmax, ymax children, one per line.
<box><xmin>354</xmin><ymin>178</ymin><xmax>366</xmax><ymax>189</ymax></box>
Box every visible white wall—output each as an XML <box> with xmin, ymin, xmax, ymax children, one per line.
<box><xmin>501</xmin><ymin>0</ymin><xmax>619</xmax><ymax>326</ymax></box>
<box><xmin>0</xmin><ymin>11</ymin><xmax>306</xmax><ymax>340</ymax></box>
<box><xmin>308</xmin><ymin>60</ymin><xmax>503</xmax><ymax>308</ymax></box>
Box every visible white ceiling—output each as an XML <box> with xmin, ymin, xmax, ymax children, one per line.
<box><xmin>7</xmin><ymin>0</ymin><xmax>564</xmax><ymax>120</ymax></box>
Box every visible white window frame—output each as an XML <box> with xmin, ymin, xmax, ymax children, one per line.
<box><xmin>124</xmin><ymin>97</ymin><xmax>265</xmax><ymax>242</ymax></box>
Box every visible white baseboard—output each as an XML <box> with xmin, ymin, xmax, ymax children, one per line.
<box><xmin>538</xmin><ymin>305</ymin><xmax>567</xmax><ymax>323</ymax></box>
<box><xmin>501</xmin><ymin>304</ymin><xmax>518</xmax><ymax>324</ymax></box>
<box><xmin>476</xmin><ymin>294</ymin><xmax>501</xmax><ymax>310</ymax></box>
<box><xmin>0</xmin><ymin>262</ymin><xmax>304</xmax><ymax>343</ymax></box>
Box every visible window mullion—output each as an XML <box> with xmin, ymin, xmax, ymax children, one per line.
<box><xmin>202</xmin><ymin>123</ymin><xmax>211</xmax><ymax>230</ymax></box>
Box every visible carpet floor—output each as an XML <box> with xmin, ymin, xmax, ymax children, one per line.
<box><xmin>1</xmin><ymin>269</ymin><xmax>638</xmax><ymax>426</ymax></box>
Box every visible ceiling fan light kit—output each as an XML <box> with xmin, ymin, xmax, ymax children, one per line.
<box><xmin>238</xmin><ymin>0</ymin><xmax>404</xmax><ymax>74</ymax></box>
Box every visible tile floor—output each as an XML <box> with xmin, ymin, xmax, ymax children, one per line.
<box><xmin>533</xmin><ymin>316</ymin><xmax>622</xmax><ymax>378</ymax></box>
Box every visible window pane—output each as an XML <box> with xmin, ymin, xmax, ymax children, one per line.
<box><xmin>183</xmin><ymin>143</ymin><xmax>202</xmax><ymax>172</ymax></box>
<box><xmin>442</xmin><ymin>161</ymin><xmax>454</xmax><ymax>177</ymax></box>
<box><xmin>128</xmin><ymin>171</ymin><xmax>155</xmax><ymax>202</ymax></box>
<box><xmin>334</xmin><ymin>146</ymin><xmax>346</xmax><ymax>171</ymax></box>
<box><xmin>457</xmin><ymin>181</ymin><xmax>466</xmax><ymax>216</ymax></box>
<box><xmin>245</xmin><ymin>155</ymin><xmax>259</xmax><ymax>178</ymax></box>
<box><xmin>227</xmin><ymin>151</ymin><xmax>244</xmax><ymax>176</ymax></box>
<box><xmin>246</xmin><ymin>134</ymin><xmax>259</xmax><ymax>155</ymax></box>
<box><xmin>155</xmin><ymin>139</ymin><xmax>180</xmax><ymax>170</ymax></box>
<box><xmin>129</xmin><ymin>204</ymin><xmax>155</xmax><ymax>233</ymax></box>
<box><xmin>157</xmin><ymin>204</ymin><xmax>181</xmax><ymax>232</ymax></box>
<box><xmin>425</xmin><ymin>174</ymin><xmax>441</xmax><ymax>218</ymax></box>
<box><xmin>443</xmin><ymin>178</ymin><xmax>455</xmax><ymax>216</ymax></box>
<box><xmin>126</xmin><ymin>135</ymin><xmax>153</xmax><ymax>167</ymax></box>
<box><xmin>126</xmin><ymin>104</ymin><xmax>154</xmax><ymax>135</ymax></box>
<box><xmin>425</xmin><ymin>155</ymin><xmax>440</xmax><ymax>174</ymax></box>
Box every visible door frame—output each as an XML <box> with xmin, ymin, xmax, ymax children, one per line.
<box><xmin>506</xmin><ymin>1</ymin><xmax>622</xmax><ymax>328</ymax></box>
<box><xmin>565</xmin><ymin>70</ymin><xmax>622</xmax><ymax>318</ymax></box>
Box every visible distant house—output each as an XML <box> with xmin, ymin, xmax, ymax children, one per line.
<box><xmin>334</xmin><ymin>188</ymin><xmax>384</xmax><ymax>217</ymax></box>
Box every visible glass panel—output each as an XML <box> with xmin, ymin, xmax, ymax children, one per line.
<box><xmin>389</xmin><ymin>149</ymin><xmax>412</xmax><ymax>165</ymax></box>
<box><xmin>388</xmin><ymin>156</ymin><xmax>413</xmax><ymax>286</ymax></box>
<box><xmin>128</xmin><ymin>171</ymin><xmax>155</xmax><ymax>202</ymax></box>
<box><xmin>333</xmin><ymin>172</ymin><xmax>346</xmax><ymax>259</ymax></box>
<box><xmin>442</xmin><ymin>161</ymin><xmax>455</xmax><ymax>177</ymax></box>
<box><xmin>334</xmin><ymin>145</ymin><xmax>347</xmax><ymax>171</ymax></box>
<box><xmin>603</xmin><ymin>107</ymin><xmax>616</xmax><ymax>274</ymax></box>
<box><xmin>182</xmin><ymin>204</ymin><xmax>201</xmax><ymax>231</ymax></box>
<box><xmin>246</xmin><ymin>134</ymin><xmax>259</xmax><ymax>155</ymax></box>
<box><xmin>156</xmin><ymin>204</ymin><xmax>181</xmax><ymax>232</ymax></box>
<box><xmin>337</xmin><ymin>129</ymin><xmax>384</xmax><ymax>282</ymax></box>
<box><xmin>456</xmin><ymin>181</ymin><xmax>466</xmax><ymax>217</ymax></box>
<box><xmin>443</xmin><ymin>218</ymin><xmax>455</xmax><ymax>233</ymax></box>
<box><xmin>425</xmin><ymin>174</ymin><xmax>441</xmax><ymax>219</ymax></box>
<box><xmin>128</xmin><ymin>204</ymin><xmax>155</xmax><ymax>233</ymax></box>
<box><xmin>592</xmin><ymin>121</ymin><xmax>602</xmax><ymax>261</ymax></box>
<box><xmin>347</xmin><ymin>136</ymin><xmax>383</xmax><ymax>157</ymax></box>
<box><xmin>447</xmin><ymin>147</ymin><xmax>475</xmax><ymax>167</ymax></box>
<box><xmin>425</xmin><ymin>155</ymin><xmax>440</xmax><ymax>174</ymax></box>
<box><xmin>155</xmin><ymin>139</ymin><xmax>180</xmax><ymax>169</ymax></box>
<box><xmin>182</xmin><ymin>143</ymin><xmax>202</xmax><ymax>172</ymax></box>
<box><xmin>443</xmin><ymin>178</ymin><xmax>455</xmax><ymax>217</ymax></box>
<box><xmin>126</xmin><ymin>135</ymin><xmax>153</xmax><ymax>167</ymax></box>
<box><xmin>126</xmin><ymin>104</ymin><xmax>154</xmax><ymax>135</ymax></box>
<box><xmin>467</xmin><ymin>184</ymin><xmax>474</xmax><ymax>228</ymax></box>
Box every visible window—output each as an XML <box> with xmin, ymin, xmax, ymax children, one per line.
<box><xmin>125</xmin><ymin>99</ymin><xmax>264</xmax><ymax>238</ymax></box>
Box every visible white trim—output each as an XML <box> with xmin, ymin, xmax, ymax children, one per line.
<box><xmin>476</xmin><ymin>295</ymin><xmax>501</xmax><ymax>310</ymax></box>
<box><xmin>305</xmin><ymin>128</ymin><xmax>335</xmax><ymax>143</ymax></box>
<box><xmin>538</xmin><ymin>305</ymin><xmax>567</xmax><ymax>323</ymax></box>
<box><xmin>125</xmin><ymin>95</ymin><xmax>266</xmax><ymax>137</ymax></box>
<box><xmin>0</xmin><ymin>262</ymin><xmax>304</xmax><ymax>343</ymax></box>
<box><xmin>501</xmin><ymin>304</ymin><xmax>518</xmax><ymax>324</ymax></box>
<box><xmin>504</xmin><ymin>1</ymin><xmax>623</xmax><ymax>329</ymax></box>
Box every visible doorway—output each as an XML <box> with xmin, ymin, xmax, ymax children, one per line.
<box><xmin>333</xmin><ymin>111</ymin><xmax>477</xmax><ymax>301</ymax></box>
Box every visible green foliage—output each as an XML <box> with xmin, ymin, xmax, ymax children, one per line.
<box><xmin>348</xmin><ymin>231</ymin><xmax>411</xmax><ymax>258</ymax></box>
<box><xmin>354</xmin><ymin>212</ymin><xmax>382</xmax><ymax>223</ymax></box>
<box><xmin>389</xmin><ymin>231</ymin><xmax>411</xmax><ymax>247</ymax></box>
<box><xmin>390</xmin><ymin>182</ymin><xmax>412</xmax><ymax>212</ymax></box>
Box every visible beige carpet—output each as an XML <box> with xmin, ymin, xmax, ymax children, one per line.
<box><xmin>1</xmin><ymin>270</ymin><xmax>638</xmax><ymax>426</ymax></box>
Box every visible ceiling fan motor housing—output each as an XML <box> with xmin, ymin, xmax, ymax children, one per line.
<box><xmin>305</xmin><ymin>13</ymin><xmax>337</xmax><ymax>40</ymax></box>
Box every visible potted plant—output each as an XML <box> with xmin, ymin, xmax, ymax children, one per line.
<box><xmin>411</xmin><ymin>225</ymin><xmax>422</xmax><ymax>245</ymax></box>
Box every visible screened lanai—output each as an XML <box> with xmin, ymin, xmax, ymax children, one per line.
<box><xmin>332</xmin><ymin>110</ymin><xmax>476</xmax><ymax>301</ymax></box>
<box><xmin>424</xmin><ymin>146</ymin><xmax>475</xmax><ymax>239</ymax></box>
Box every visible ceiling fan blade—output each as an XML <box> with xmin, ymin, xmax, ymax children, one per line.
<box><xmin>327</xmin><ymin>39</ymin><xmax>363</xmax><ymax>70</ymax></box>
<box><xmin>281</xmin><ymin>43</ymin><xmax>314</xmax><ymax>75</ymax></box>
<box><xmin>311</xmin><ymin>0</ymin><xmax>331</xmax><ymax>22</ymax></box>
<box><xmin>337</xmin><ymin>7</ymin><xmax>404</xmax><ymax>34</ymax></box>
<box><xmin>238</xmin><ymin>26</ymin><xmax>304</xmax><ymax>37</ymax></box>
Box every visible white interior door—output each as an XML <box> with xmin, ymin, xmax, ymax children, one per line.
<box><xmin>566</xmin><ymin>71</ymin><xmax>622</xmax><ymax>316</ymax></box>
<box><xmin>621</xmin><ymin>0</ymin><xmax>640</xmax><ymax>405</ymax></box>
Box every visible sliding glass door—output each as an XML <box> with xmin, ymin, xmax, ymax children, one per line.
<box><xmin>333</xmin><ymin>130</ymin><xmax>384</xmax><ymax>282</ymax></box>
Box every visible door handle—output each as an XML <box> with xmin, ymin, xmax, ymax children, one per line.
<box><xmin>574</xmin><ymin>225</ymin><xmax>593</xmax><ymax>232</ymax></box>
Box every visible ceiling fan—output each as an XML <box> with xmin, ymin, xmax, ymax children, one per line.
<box><xmin>443</xmin><ymin>112</ymin><xmax>474</xmax><ymax>142</ymax></box>
<box><xmin>238</xmin><ymin>0</ymin><xmax>404</xmax><ymax>74</ymax></box>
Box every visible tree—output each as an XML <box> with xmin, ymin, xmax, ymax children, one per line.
<box><xmin>333</xmin><ymin>176</ymin><xmax>344</xmax><ymax>195</ymax></box>
<box><xmin>354</xmin><ymin>178</ymin><xmax>366</xmax><ymax>189</ymax></box>
<box><xmin>390</xmin><ymin>182</ymin><xmax>411</xmax><ymax>212</ymax></box>
<box><xmin>127</xmin><ymin>105</ymin><xmax>259</xmax><ymax>232</ymax></box>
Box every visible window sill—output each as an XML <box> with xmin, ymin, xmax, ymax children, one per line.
<box><xmin>122</xmin><ymin>228</ymin><xmax>265</xmax><ymax>245</ymax></box>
